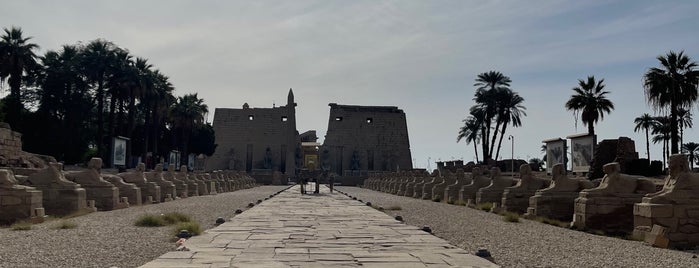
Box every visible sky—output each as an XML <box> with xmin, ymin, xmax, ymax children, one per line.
<box><xmin>2</xmin><ymin>1</ymin><xmax>699</xmax><ymax>169</ymax></box>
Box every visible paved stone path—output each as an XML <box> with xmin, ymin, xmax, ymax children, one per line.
<box><xmin>141</xmin><ymin>185</ymin><xmax>498</xmax><ymax>267</ymax></box>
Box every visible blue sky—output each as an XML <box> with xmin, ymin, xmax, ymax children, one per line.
<box><xmin>2</xmin><ymin>1</ymin><xmax>699</xmax><ymax>169</ymax></box>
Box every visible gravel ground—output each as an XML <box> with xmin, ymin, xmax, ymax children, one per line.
<box><xmin>0</xmin><ymin>185</ymin><xmax>289</xmax><ymax>268</ymax></box>
<box><xmin>337</xmin><ymin>186</ymin><xmax>699</xmax><ymax>268</ymax></box>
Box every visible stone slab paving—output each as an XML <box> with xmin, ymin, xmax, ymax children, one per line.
<box><xmin>141</xmin><ymin>185</ymin><xmax>498</xmax><ymax>268</ymax></box>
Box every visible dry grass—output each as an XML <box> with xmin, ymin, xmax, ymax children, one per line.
<box><xmin>386</xmin><ymin>205</ymin><xmax>402</xmax><ymax>211</ymax></box>
<box><xmin>173</xmin><ymin>221</ymin><xmax>202</xmax><ymax>236</ymax></box>
<box><xmin>533</xmin><ymin>217</ymin><xmax>570</xmax><ymax>228</ymax></box>
<box><xmin>52</xmin><ymin>221</ymin><xmax>78</xmax><ymax>229</ymax></box>
<box><xmin>475</xmin><ymin>202</ymin><xmax>493</xmax><ymax>212</ymax></box>
<box><xmin>10</xmin><ymin>221</ymin><xmax>32</xmax><ymax>231</ymax></box>
<box><xmin>500</xmin><ymin>211</ymin><xmax>520</xmax><ymax>223</ymax></box>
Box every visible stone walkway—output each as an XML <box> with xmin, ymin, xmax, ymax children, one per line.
<box><xmin>140</xmin><ymin>185</ymin><xmax>498</xmax><ymax>267</ymax></box>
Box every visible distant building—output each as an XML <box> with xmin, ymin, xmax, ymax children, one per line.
<box><xmin>206</xmin><ymin>90</ymin><xmax>413</xmax><ymax>183</ymax></box>
<box><xmin>205</xmin><ymin>89</ymin><xmax>298</xmax><ymax>173</ymax></box>
<box><xmin>322</xmin><ymin>104</ymin><xmax>413</xmax><ymax>175</ymax></box>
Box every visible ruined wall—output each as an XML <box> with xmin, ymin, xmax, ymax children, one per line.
<box><xmin>0</xmin><ymin>123</ymin><xmax>23</xmax><ymax>167</ymax></box>
<box><xmin>322</xmin><ymin>104</ymin><xmax>413</xmax><ymax>175</ymax></box>
<box><xmin>205</xmin><ymin>90</ymin><xmax>298</xmax><ymax>174</ymax></box>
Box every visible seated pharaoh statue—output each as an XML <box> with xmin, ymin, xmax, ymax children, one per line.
<box><xmin>643</xmin><ymin>154</ymin><xmax>699</xmax><ymax>204</ymax></box>
<box><xmin>581</xmin><ymin>162</ymin><xmax>656</xmax><ymax>197</ymax></box>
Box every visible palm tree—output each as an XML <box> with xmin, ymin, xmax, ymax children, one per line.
<box><xmin>0</xmin><ymin>26</ymin><xmax>39</xmax><ymax>129</ymax></box>
<box><xmin>682</xmin><ymin>142</ymin><xmax>699</xmax><ymax>170</ymax></box>
<box><xmin>644</xmin><ymin>51</ymin><xmax>699</xmax><ymax>154</ymax></box>
<box><xmin>528</xmin><ymin>158</ymin><xmax>544</xmax><ymax>171</ymax></box>
<box><xmin>473</xmin><ymin>71</ymin><xmax>512</xmax><ymax>159</ymax></box>
<box><xmin>81</xmin><ymin>39</ymin><xmax>117</xmax><ymax>157</ymax></box>
<box><xmin>565</xmin><ymin>76</ymin><xmax>615</xmax><ymax>136</ymax></box>
<box><xmin>493</xmin><ymin>89</ymin><xmax>526</xmax><ymax>161</ymax></box>
<box><xmin>652</xmin><ymin>116</ymin><xmax>671</xmax><ymax>168</ymax></box>
<box><xmin>457</xmin><ymin>116</ymin><xmax>481</xmax><ymax>162</ymax></box>
<box><xmin>677</xmin><ymin>108</ymin><xmax>693</xmax><ymax>147</ymax></box>
<box><xmin>170</xmin><ymin>93</ymin><xmax>208</xmax><ymax>166</ymax></box>
<box><xmin>634</xmin><ymin>113</ymin><xmax>659</xmax><ymax>161</ymax></box>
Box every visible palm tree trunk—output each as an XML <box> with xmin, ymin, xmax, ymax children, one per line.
<box><xmin>490</xmin><ymin>121</ymin><xmax>501</xmax><ymax>157</ymax></box>
<box><xmin>480</xmin><ymin>127</ymin><xmax>489</xmax><ymax>163</ymax></box>
<box><xmin>494</xmin><ymin>124</ymin><xmax>508</xmax><ymax>161</ymax></box>
<box><xmin>473</xmin><ymin>142</ymin><xmax>479</xmax><ymax>164</ymax></box>
<box><xmin>670</xmin><ymin>104</ymin><xmax>679</xmax><ymax>154</ymax></box>
<box><xmin>96</xmin><ymin>79</ymin><xmax>105</xmax><ymax>158</ymax></box>
<box><xmin>588</xmin><ymin>122</ymin><xmax>594</xmax><ymax>137</ymax></box>
<box><xmin>142</xmin><ymin>101</ymin><xmax>152</xmax><ymax>168</ymax></box>
<box><xmin>645</xmin><ymin>128</ymin><xmax>650</xmax><ymax>161</ymax></box>
<box><xmin>7</xmin><ymin>71</ymin><xmax>22</xmax><ymax>130</ymax></box>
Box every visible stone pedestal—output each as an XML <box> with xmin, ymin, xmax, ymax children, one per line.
<box><xmin>572</xmin><ymin>192</ymin><xmax>645</xmax><ymax>232</ymax></box>
<box><xmin>177</xmin><ymin>166</ymin><xmax>199</xmax><ymax>197</ymax></box>
<box><xmin>103</xmin><ymin>174</ymin><xmax>142</xmax><ymax>206</ymax></box>
<box><xmin>526</xmin><ymin>192</ymin><xmax>580</xmax><ymax>221</ymax></box>
<box><xmin>0</xmin><ymin>169</ymin><xmax>45</xmax><ymax>224</ymax></box>
<box><xmin>25</xmin><ymin>163</ymin><xmax>90</xmax><ymax>216</ymax></box>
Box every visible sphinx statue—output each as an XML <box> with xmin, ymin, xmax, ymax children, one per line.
<box><xmin>475</xmin><ymin>167</ymin><xmax>516</xmax><ymax>204</ymax></box>
<box><xmin>0</xmin><ymin>169</ymin><xmax>45</xmax><ymax>224</ymax></box>
<box><xmin>525</xmin><ymin>164</ymin><xmax>595</xmax><ymax>221</ymax></box>
<box><xmin>501</xmin><ymin>164</ymin><xmax>550</xmax><ymax>213</ymax></box>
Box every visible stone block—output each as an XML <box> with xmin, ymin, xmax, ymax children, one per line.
<box><xmin>645</xmin><ymin>225</ymin><xmax>670</xmax><ymax>248</ymax></box>
<box><xmin>634</xmin><ymin>203</ymin><xmax>674</xmax><ymax>218</ymax></box>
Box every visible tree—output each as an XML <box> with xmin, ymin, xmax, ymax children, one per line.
<box><xmin>457</xmin><ymin>116</ymin><xmax>481</xmax><ymax>162</ymax></box>
<box><xmin>565</xmin><ymin>76</ymin><xmax>615</xmax><ymax>136</ymax></box>
<box><xmin>634</xmin><ymin>113</ymin><xmax>659</xmax><ymax>161</ymax></box>
<box><xmin>652</xmin><ymin>116</ymin><xmax>671</xmax><ymax>168</ymax></box>
<box><xmin>170</xmin><ymin>93</ymin><xmax>208</xmax><ymax>166</ymax></box>
<box><xmin>528</xmin><ymin>158</ymin><xmax>544</xmax><ymax>172</ymax></box>
<box><xmin>493</xmin><ymin>89</ymin><xmax>526</xmax><ymax>161</ymax></box>
<box><xmin>81</xmin><ymin>39</ymin><xmax>118</xmax><ymax>157</ymax></box>
<box><xmin>678</xmin><ymin>108</ymin><xmax>693</xmax><ymax>148</ymax></box>
<box><xmin>0</xmin><ymin>26</ymin><xmax>39</xmax><ymax>130</ymax></box>
<box><xmin>644</xmin><ymin>51</ymin><xmax>699</xmax><ymax>154</ymax></box>
<box><xmin>682</xmin><ymin>142</ymin><xmax>699</xmax><ymax>170</ymax></box>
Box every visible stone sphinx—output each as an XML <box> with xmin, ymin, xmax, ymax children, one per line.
<box><xmin>475</xmin><ymin>167</ymin><xmax>516</xmax><ymax>204</ymax></box>
<box><xmin>164</xmin><ymin>164</ymin><xmax>188</xmax><ymax>198</ymax></box>
<box><xmin>25</xmin><ymin>163</ymin><xmax>93</xmax><ymax>215</ymax></box>
<box><xmin>176</xmin><ymin>165</ymin><xmax>199</xmax><ymax>197</ymax></box>
<box><xmin>501</xmin><ymin>164</ymin><xmax>550</xmax><ymax>213</ymax></box>
<box><xmin>634</xmin><ymin>154</ymin><xmax>699</xmax><ymax>248</ymax></box>
<box><xmin>0</xmin><ymin>169</ymin><xmax>45</xmax><ymax>224</ymax></box>
<box><xmin>403</xmin><ymin>172</ymin><xmax>422</xmax><ymax>197</ymax></box>
<box><xmin>572</xmin><ymin>162</ymin><xmax>658</xmax><ymax>232</ymax></box>
<box><xmin>103</xmin><ymin>172</ymin><xmax>142</xmax><ymax>206</ymax></box>
<box><xmin>459</xmin><ymin>167</ymin><xmax>491</xmax><ymax>203</ymax></box>
<box><xmin>64</xmin><ymin>158</ymin><xmax>124</xmax><ymax>211</ymax></box>
<box><xmin>421</xmin><ymin>171</ymin><xmax>444</xmax><ymax>200</ymax></box>
<box><xmin>444</xmin><ymin>169</ymin><xmax>471</xmax><ymax>203</ymax></box>
<box><xmin>525</xmin><ymin>164</ymin><xmax>594</xmax><ymax>221</ymax></box>
<box><xmin>433</xmin><ymin>171</ymin><xmax>457</xmax><ymax>202</ymax></box>
<box><xmin>117</xmin><ymin>161</ymin><xmax>161</xmax><ymax>204</ymax></box>
<box><xmin>145</xmin><ymin>164</ymin><xmax>176</xmax><ymax>202</ymax></box>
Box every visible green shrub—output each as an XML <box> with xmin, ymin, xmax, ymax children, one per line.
<box><xmin>10</xmin><ymin>222</ymin><xmax>32</xmax><ymax>231</ymax></box>
<box><xmin>475</xmin><ymin>202</ymin><xmax>493</xmax><ymax>212</ymax></box>
<box><xmin>534</xmin><ymin>217</ymin><xmax>569</xmax><ymax>228</ymax></box>
<box><xmin>161</xmin><ymin>212</ymin><xmax>192</xmax><ymax>224</ymax></box>
<box><xmin>173</xmin><ymin>221</ymin><xmax>202</xmax><ymax>236</ymax></box>
<box><xmin>135</xmin><ymin>214</ymin><xmax>167</xmax><ymax>227</ymax></box>
<box><xmin>501</xmin><ymin>211</ymin><xmax>520</xmax><ymax>222</ymax></box>
<box><xmin>53</xmin><ymin>221</ymin><xmax>77</xmax><ymax>229</ymax></box>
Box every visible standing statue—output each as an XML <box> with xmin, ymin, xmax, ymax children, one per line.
<box><xmin>350</xmin><ymin>150</ymin><xmax>361</xmax><ymax>170</ymax></box>
<box><xmin>263</xmin><ymin>147</ymin><xmax>273</xmax><ymax>169</ymax></box>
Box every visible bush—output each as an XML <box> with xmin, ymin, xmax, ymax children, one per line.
<box><xmin>53</xmin><ymin>221</ymin><xmax>77</xmax><ymax>229</ymax></box>
<box><xmin>10</xmin><ymin>222</ymin><xmax>32</xmax><ymax>231</ymax></box>
<box><xmin>386</xmin><ymin>205</ymin><xmax>402</xmax><ymax>211</ymax></box>
<box><xmin>431</xmin><ymin>196</ymin><xmax>441</xmax><ymax>202</ymax></box>
<box><xmin>475</xmin><ymin>202</ymin><xmax>493</xmax><ymax>212</ymax></box>
<box><xmin>161</xmin><ymin>212</ymin><xmax>192</xmax><ymax>224</ymax></box>
<box><xmin>447</xmin><ymin>199</ymin><xmax>455</xmax><ymax>205</ymax></box>
<box><xmin>534</xmin><ymin>217</ymin><xmax>569</xmax><ymax>228</ymax></box>
<box><xmin>454</xmin><ymin>200</ymin><xmax>467</xmax><ymax>206</ymax></box>
<box><xmin>173</xmin><ymin>221</ymin><xmax>202</xmax><ymax>237</ymax></box>
<box><xmin>501</xmin><ymin>212</ymin><xmax>520</xmax><ymax>223</ymax></box>
<box><xmin>135</xmin><ymin>214</ymin><xmax>167</xmax><ymax>227</ymax></box>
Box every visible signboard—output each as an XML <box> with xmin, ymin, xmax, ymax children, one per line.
<box><xmin>569</xmin><ymin>134</ymin><xmax>596</xmax><ymax>173</ymax></box>
<box><xmin>112</xmin><ymin>136</ymin><xmax>129</xmax><ymax>167</ymax></box>
<box><xmin>543</xmin><ymin>138</ymin><xmax>566</xmax><ymax>172</ymax></box>
<box><xmin>169</xmin><ymin>150</ymin><xmax>181</xmax><ymax>168</ymax></box>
